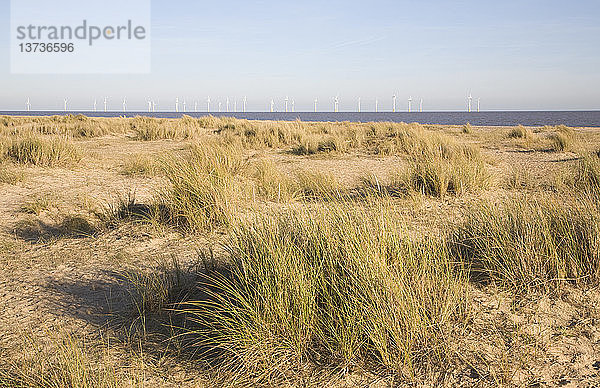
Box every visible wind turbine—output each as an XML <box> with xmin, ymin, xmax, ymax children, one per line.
<box><xmin>358</xmin><ymin>97</ymin><xmax>361</xmax><ymax>113</ymax></box>
<box><xmin>408</xmin><ymin>96</ymin><xmax>412</xmax><ymax>113</ymax></box>
<box><xmin>64</xmin><ymin>98</ymin><xmax>68</xmax><ymax>112</ymax></box>
<box><xmin>122</xmin><ymin>97</ymin><xmax>127</xmax><ymax>112</ymax></box>
<box><xmin>218</xmin><ymin>101</ymin><xmax>222</xmax><ymax>112</ymax></box>
<box><xmin>26</xmin><ymin>98</ymin><xmax>31</xmax><ymax>112</ymax></box>
<box><xmin>207</xmin><ymin>96</ymin><xmax>211</xmax><ymax>112</ymax></box>
<box><xmin>93</xmin><ymin>99</ymin><xmax>97</xmax><ymax>112</ymax></box>
<box><xmin>147</xmin><ymin>98</ymin><xmax>152</xmax><ymax>112</ymax></box>
<box><xmin>392</xmin><ymin>94</ymin><xmax>397</xmax><ymax>112</ymax></box>
<box><xmin>194</xmin><ymin>101</ymin><xmax>198</xmax><ymax>112</ymax></box>
<box><xmin>183</xmin><ymin>99</ymin><xmax>187</xmax><ymax>112</ymax></box>
<box><xmin>152</xmin><ymin>100</ymin><xmax>156</xmax><ymax>112</ymax></box>
<box><xmin>333</xmin><ymin>96</ymin><xmax>339</xmax><ymax>112</ymax></box>
<box><xmin>284</xmin><ymin>96</ymin><xmax>289</xmax><ymax>113</ymax></box>
<box><xmin>175</xmin><ymin>97</ymin><xmax>179</xmax><ymax>113</ymax></box>
<box><xmin>467</xmin><ymin>92</ymin><xmax>472</xmax><ymax>113</ymax></box>
<box><xmin>226</xmin><ymin>97</ymin><xmax>230</xmax><ymax>112</ymax></box>
<box><xmin>314</xmin><ymin>98</ymin><xmax>318</xmax><ymax>112</ymax></box>
<box><xmin>375</xmin><ymin>98</ymin><xmax>379</xmax><ymax>113</ymax></box>
<box><xmin>477</xmin><ymin>98</ymin><xmax>480</xmax><ymax>113</ymax></box>
<box><xmin>291</xmin><ymin>99</ymin><xmax>295</xmax><ymax>112</ymax></box>
<box><xmin>243</xmin><ymin>96</ymin><xmax>247</xmax><ymax>112</ymax></box>
<box><xmin>420</xmin><ymin>98</ymin><xmax>423</xmax><ymax>112</ymax></box>
<box><xmin>270</xmin><ymin>98</ymin><xmax>274</xmax><ymax>113</ymax></box>
<box><xmin>104</xmin><ymin>97</ymin><xmax>108</xmax><ymax>112</ymax></box>
<box><xmin>234</xmin><ymin>99</ymin><xmax>237</xmax><ymax>112</ymax></box>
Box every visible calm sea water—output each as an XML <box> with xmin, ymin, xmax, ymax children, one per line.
<box><xmin>2</xmin><ymin>111</ymin><xmax>600</xmax><ymax>127</ymax></box>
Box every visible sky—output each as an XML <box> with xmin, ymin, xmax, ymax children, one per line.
<box><xmin>0</xmin><ymin>0</ymin><xmax>599</xmax><ymax>111</ymax></box>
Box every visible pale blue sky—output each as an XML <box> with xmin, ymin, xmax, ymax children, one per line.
<box><xmin>1</xmin><ymin>0</ymin><xmax>599</xmax><ymax>111</ymax></box>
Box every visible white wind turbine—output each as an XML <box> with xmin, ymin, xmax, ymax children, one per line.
<box><xmin>26</xmin><ymin>97</ymin><xmax>31</xmax><ymax>112</ymax></box>
<box><xmin>218</xmin><ymin>101</ymin><xmax>222</xmax><ymax>112</ymax></box>
<box><xmin>270</xmin><ymin>98</ymin><xmax>274</xmax><ymax>113</ymax></box>
<box><xmin>234</xmin><ymin>99</ymin><xmax>237</xmax><ymax>112</ymax></box>
<box><xmin>122</xmin><ymin>97</ymin><xmax>127</xmax><ymax>112</ymax></box>
<box><xmin>375</xmin><ymin>98</ymin><xmax>379</xmax><ymax>113</ymax></box>
<box><xmin>152</xmin><ymin>99</ymin><xmax>156</xmax><ymax>112</ymax></box>
<box><xmin>147</xmin><ymin>98</ymin><xmax>152</xmax><ymax>112</ymax></box>
<box><xmin>314</xmin><ymin>98</ymin><xmax>318</xmax><ymax>112</ymax></box>
<box><xmin>226</xmin><ymin>97</ymin><xmax>230</xmax><ymax>112</ymax></box>
<box><xmin>420</xmin><ymin>98</ymin><xmax>423</xmax><ymax>112</ymax></box>
<box><xmin>64</xmin><ymin>98</ymin><xmax>68</xmax><ymax>112</ymax></box>
<box><xmin>358</xmin><ymin>97</ymin><xmax>361</xmax><ymax>113</ymax></box>
<box><xmin>175</xmin><ymin>97</ymin><xmax>179</xmax><ymax>113</ymax></box>
<box><xmin>467</xmin><ymin>92</ymin><xmax>472</xmax><ymax>112</ymax></box>
<box><xmin>194</xmin><ymin>101</ymin><xmax>198</xmax><ymax>112</ymax></box>
<box><xmin>284</xmin><ymin>96</ymin><xmax>289</xmax><ymax>113</ymax></box>
<box><xmin>392</xmin><ymin>94</ymin><xmax>397</xmax><ymax>112</ymax></box>
<box><xmin>408</xmin><ymin>96</ymin><xmax>412</xmax><ymax>113</ymax></box>
<box><xmin>291</xmin><ymin>99</ymin><xmax>295</xmax><ymax>112</ymax></box>
<box><xmin>477</xmin><ymin>98</ymin><xmax>480</xmax><ymax>112</ymax></box>
<box><xmin>243</xmin><ymin>96</ymin><xmax>247</xmax><ymax>113</ymax></box>
<box><xmin>93</xmin><ymin>99</ymin><xmax>97</xmax><ymax>112</ymax></box>
<box><xmin>207</xmin><ymin>96</ymin><xmax>211</xmax><ymax>112</ymax></box>
<box><xmin>333</xmin><ymin>95</ymin><xmax>339</xmax><ymax>112</ymax></box>
<box><xmin>104</xmin><ymin>97</ymin><xmax>108</xmax><ymax>112</ymax></box>
<box><xmin>183</xmin><ymin>99</ymin><xmax>187</xmax><ymax>112</ymax></box>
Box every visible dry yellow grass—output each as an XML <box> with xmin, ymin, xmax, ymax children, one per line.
<box><xmin>1</xmin><ymin>115</ymin><xmax>600</xmax><ymax>387</ymax></box>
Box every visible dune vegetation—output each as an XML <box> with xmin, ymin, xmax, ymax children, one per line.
<box><xmin>1</xmin><ymin>115</ymin><xmax>599</xmax><ymax>387</ymax></box>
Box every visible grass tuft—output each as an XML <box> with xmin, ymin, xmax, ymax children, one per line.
<box><xmin>548</xmin><ymin>125</ymin><xmax>576</xmax><ymax>152</ymax></box>
<box><xmin>0</xmin><ymin>163</ymin><xmax>25</xmax><ymax>185</ymax></box>
<box><xmin>184</xmin><ymin>203</ymin><xmax>468</xmax><ymax>381</ymax></box>
<box><xmin>449</xmin><ymin>195</ymin><xmax>600</xmax><ymax>291</ymax></box>
<box><xmin>1</xmin><ymin>135</ymin><xmax>81</xmax><ymax>166</ymax></box>
<box><xmin>508</xmin><ymin>125</ymin><xmax>533</xmax><ymax>140</ymax></box>
<box><xmin>157</xmin><ymin>140</ymin><xmax>247</xmax><ymax>231</ymax></box>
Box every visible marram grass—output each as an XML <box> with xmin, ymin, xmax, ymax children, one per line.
<box><xmin>1</xmin><ymin>134</ymin><xmax>81</xmax><ymax>167</ymax></box>
<box><xmin>183</xmin><ymin>202</ymin><xmax>468</xmax><ymax>382</ymax></box>
<box><xmin>450</xmin><ymin>194</ymin><xmax>600</xmax><ymax>291</ymax></box>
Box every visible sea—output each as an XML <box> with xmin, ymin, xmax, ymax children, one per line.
<box><xmin>1</xmin><ymin>111</ymin><xmax>600</xmax><ymax>127</ymax></box>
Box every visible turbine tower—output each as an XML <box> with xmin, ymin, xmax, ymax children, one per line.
<box><xmin>291</xmin><ymin>99</ymin><xmax>295</xmax><ymax>112</ymax></box>
<box><xmin>408</xmin><ymin>96</ymin><xmax>412</xmax><ymax>113</ymax></box>
<box><xmin>122</xmin><ymin>97</ymin><xmax>127</xmax><ymax>112</ymax></box>
<box><xmin>226</xmin><ymin>97</ymin><xmax>230</xmax><ymax>112</ymax></box>
<box><xmin>175</xmin><ymin>97</ymin><xmax>179</xmax><ymax>113</ymax></box>
<box><xmin>152</xmin><ymin>100</ymin><xmax>156</xmax><ymax>112</ymax></box>
<box><xmin>358</xmin><ymin>97</ymin><xmax>361</xmax><ymax>113</ymax></box>
<box><xmin>26</xmin><ymin>97</ymin><xmax>31</xmax><ymax>112</ymax></box>
<box><xmin>93</xmin><ymin>99</ymin><xmax>97</xmax><ymax>112</ymax></box>
<box><xmin>183</xmin><ymin>99</ymin><xmax>187</xmax><ymax>112</ymax></box>
<box><xmin>284</xmin><ymin>96</ymin><xmax>289</xmax><ymax>113</ymax></box>
<box><xmin>314</xmin><ymin>98</ymin><xmax>318</xmax><ymax>112</ymax></box>
<box><xmin>234</xmin><ymin>99</ymin><xmax>237</xmax><ymax>112</ymax></box>
<box><xmin>207</xmin><ymin>96</ymin><xmax>211</xmax><ymax>112</ymax></box>
<box><xmin>194</xmin><ymin>101</ymin><xmax>198</xmax><ymax>112</ymax></box>
<box><xmin>270</xmin><ymin>98</ymin><xmax>274</xmax><ymax>113</ymax></box>
<box><xmin>243</xmin><ymin>96</ymin><xmax>247</xmax><ymax>113</ymax></box>
<box><xmin>477</xmin><ymin>98</ymin><xmax>480</xmax><ymax>113</ymax></box>
<box><xmin>64</xmin><ymin>98</ymin><xmax>68</xmax><ymax>112</ymax></box>
<box><xmin>218</xmin><ymin>101</ymin><xmax>222</xmax><ymax>112</ymax></box>
<box><xmin>104</xmin><ymin>97</ymin><xmax>108</xmax><ymax>112</ymax></box>
<box><xmin>147</xmin><ymin>98</ymin><xmax>152</xmax><ymax>112</ymax></box>
<box><xmin>468</xmin><ymin>93</ymin><xmax>472</xmax><ymax>113</ymax></box>
<box><xmin>333</xmin><ymin>96</ymin><xmax>339</xmax><ymax>112</ymax></box>
<box><xmin>375</xmin><ymin>98</ymin><xmax>379</xmax><ymax>113</ymax></box>
<box><xmin>392</xmin><ymin>94</ymin><xmax>397</xmax><ymax>112</ymax></box>
<box><xmin>420</xmin><ymin>98</ymin><xmax>423</xmax><ymax>112</ymax></box>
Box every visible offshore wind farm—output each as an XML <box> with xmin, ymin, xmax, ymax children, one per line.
<box><xmin>2</xmin><ymin>94</ymin><xmax>599</xmax><ymax>127</ymax></box>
